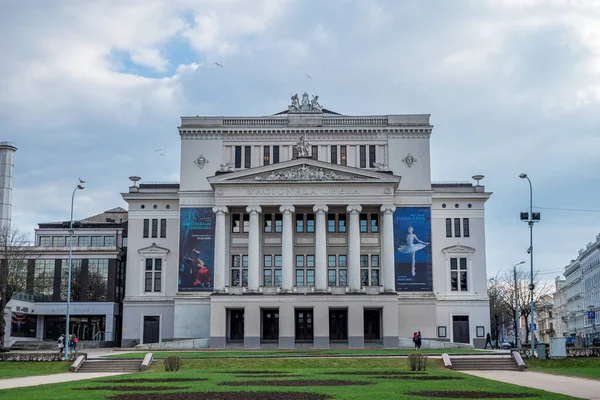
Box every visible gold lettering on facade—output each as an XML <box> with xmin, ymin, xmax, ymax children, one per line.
<box><xmin>246</xmin><ymin>188</ymin><xmax>360</xmax><ymax>196</ymax></box>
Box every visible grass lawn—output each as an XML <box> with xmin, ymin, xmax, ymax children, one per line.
<box><xmin>526</xmin><ymin>357</ymin><xmax>600</xmax><ymax>380</ymax></box>
<box><xmin>0</xmin><ymin>361</ymin><xmax>71</xmax><ymax>379</ymax></box>
<box><xmin>0</xmin><ymin>358</ymin><xmax>579</xmax><ymax>400</ymax></box>
<box><xmin>107</xmin><ymin>348</ymin><xmax>490</xmax><ymax>359</ymax></box>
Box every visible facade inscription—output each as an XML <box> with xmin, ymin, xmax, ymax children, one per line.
<box><xmin>246</xmin><ymin>187</ymin><xmax>361</xmax><ymax>196</ymax></box>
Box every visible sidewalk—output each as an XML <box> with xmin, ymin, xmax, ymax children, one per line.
<box><xmin>0</xmin><ymin>372</ymin><xmax>126</xmax><ymax>390</ymax></box>
<box><xmin>461</xmin><ymin>370</ymin><xmax>600</xmax><ymax>400</ymax></box>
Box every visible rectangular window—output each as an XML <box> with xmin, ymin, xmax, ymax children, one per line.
<box><xmin>292</xmin><ymin>146</ymin><xmax>298</xmax><ymax>160</ymax></box>
<box><xmin>232</xmin><ymin>214</ymin><xmax>241</xmax><ymax>233</ymax></box>
<box><xmin>339</xmin><ymin>255</ymin><xmax>347</xmax><ymax>267</ymax></box>
<box><xmin>91</xmin><ymin>236</ymin><xmax>103</xmax><ymax>246</ymax></box>
<box><xmin>274</xmin><ymin>269</ymin><xmax>282</xmax><ymax>287</ymax></box>
<box><xmin>360</xmin><ymin>145</ymin><xmax>367</xmax><ymax>168</ymax></box>
<box><xmin>338</xmin><ymin>214</ymin><xmax>347</xmax><ymax>233</ymax></box>
<box><xmin>273</xmin><ymin>146</ymin><xmax>280</xmax><ymax>164</ymax></box>
<box><xmin>244</xmin><ymin>146</ymin><xmax>251</xmax><ymax>168</ymax></box>
<box><xmin>306</xmin><ymin>255</ymin><xmax>315</xmax><ymax>267</ymax></box>
<box><xmin>151</xmin><ymin>219</ymin><xmax>158</xmax><ymax>238</ymax></box>
<box><xmin>463</xmin><ymin>218</ymin><xmax>470</xmax><ymax>237</ymax></box>
<box><xmin>296</xmin><ymin>270</ymin><xmax>305</xmax><ymax>286</ymax></box>
<box><xmin>328</xmin><ymin>269</ymin><xmax>337</xmax><ymax>286</ymax></box>
<box><xmin>446</xmin><ymin>218</ymin><xmax>452</xmax><ymax>238</ymax></box>
<box><xmin>328</xmin><ymin>255</ymin><xmax>336</xmax><ymax>267</ymax></box>
<box><xmin>78</xmin><ymin>236</ymin><xmax>91</xmax><ymax>246</ymax></box>
<box><xmin>275</xmin><ymin>214</ymin><xmax>282</xmax><ymax>232</ymax></box>
<box><xmin>104</xmin><ymin>236</ymin><xmax>116</xmax><ymax>246</ymax></box>
<box><xmin>371</xmin><ymin>269</ymin><xmax>379</xmax><ymax>286</ymax></box>
<box><xmin>361</xmin><ymin>269</ymin><xmax>369</xmax><ymax>287</ymax></box>
<box><xmin>450</xmin><ymin>257</ymin><xmax>468</xmax><ymax>292</ymax></box>
<box><xmin>33</xmin><ymin>259</ymin><xmax>55</xmax><ymax>299</ymax></box>
<box><xmin>331</xmin><ymin>145</ymin><xmax>338</xmax><ymax>164</ymax></box>
<box><xmin>370</xmin><ymin>214</ymin><xmax>379</xmax><ymax>233</ymax></box>
<box><xmin>243</xmin><ymin>213</ymin><xmax>250</xmax><ymax>233</ymax></box>
<box><xmin>327</xmin><ymin>214</ymin><xmax>336</xmax><ymax>232</ymax></box>
<box><xmin>454</xmin><ymin>218</ymin><xmax>461</xmax><ymax>237</ymax></box>
<box><xmin>263</xmin><ymin>146</ymin><xmax>270</xmax><ymax>165</ymax></box>
<box><xmin>144</xmin><ymin>258</ymin><xmax>162</xmax><ymax>293</ymax></box>
<box><xmin>339</xmin><ymin>269</ymin><xmax>347</xmax><ymax>286</ymax></box>
<box><xmin>264</xmin><ymin>214</ymin><xmax>272</xmax><ymax>233</ymax></box>
<box><xmin>369</xmin><ymin>145</ymin><xmax>376</xmax><ymax>167</ymax></box>
<box><xmin>143</xmin><ymin>219</ymin><xmax>149</xmax><ymax>238</ymax></box>
<box><xmin>230</xmin><ymin>254</ymin><xmax>249</xmax><ymax>287</ymax></box>
<box><xmin>296</xmin><ymin>213</ymin><xmax>304</xmax><ymax>233</ymax></box>
<box><xmin>311</xmin><ymin>145</ymin><xmax>318</xmax><ymax>160</ymax></box>
<box><xmin>88</xmin><ymin>259</ymin><xmax>109</xmax><ymax>301</ymax></box>
<box><xmin>296</xmin><ymin>255</ymin><xmax>304</xmax><ymax>267</ymax></box>
<box><xmin>234</xmin><ymin>146</ymin><xmax>242</xmax><ymax>169</ymax></box>
<box><xmin>39</xmin><ymin>236</ymin><xmax>51</xmax><ymax>246</ymax></box>
<box><xmin>52</xmin><ymin>236</ymin><xmax>65</xmax><ymax>247</ymax></box>
<box><xmin>160</xmin><ymin>219</ymin><xmax>167</xmax><ymax>238</ymax></box>
<box><xmin>306</xmin><ymin>270</ymin><xmax>315</xmax><ymax>286</ymax></box>
<box><xmin>360</xmin><ymin>213</ymin><xmax>368</xmax><ymax>233</ymax></box>
<box><xmin>306</xmin><ymin>213</ymin><xmax>315</xmax><ymax>233</ymax></box>
<box><xmin>264</xmin><ymin>270</ymin><xmax>272</xmax><ymax>286</ymax></box>
<box><xmin>340</xmin><ymin>145</ymin><xmax>347</xmax><ymax>166</ymax></box>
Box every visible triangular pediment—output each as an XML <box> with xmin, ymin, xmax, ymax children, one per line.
<box><xmin>138</xmin><ymin>243</ymin><xmax>170</xmax><ymax>255</ymax></box>
<box><xmin>442</xmin><ymin>244</ymin><xmax>476</xmax><ymax>254</ymax></box>
<box><xmin>207</xmin><ymin>158</ymin><xmax>401</xmax><ymax>187</ymax></box>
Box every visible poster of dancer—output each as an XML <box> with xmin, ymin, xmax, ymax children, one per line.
<box><xmin>179</xmin><ymin>207</ymin><xmax>215</xmax><ymax>292</ymax></box>
<box><xmin>393</xmin><ymin>207</ymin><xmax>433</xmax><ymax>291</ymax></box>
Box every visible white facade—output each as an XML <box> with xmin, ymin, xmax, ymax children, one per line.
<box><xmin>553</xmin><ymin>277</ymin><xmax>568</xmax><ymax>338</ymax></box>
<box><xmin>121</xmin><ymin>94</ymin><xmax>492</xmax><ymax>349</ymax></box>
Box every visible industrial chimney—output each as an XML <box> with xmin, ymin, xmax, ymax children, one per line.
<box><xmin>0</xmin><ymin>142</ymin><xmax>17</xmax><ymax>230</ymax></box>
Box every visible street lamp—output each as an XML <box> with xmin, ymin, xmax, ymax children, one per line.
<box><xmin>513</xmin><ymin>261</ymin><xmax>526</xmax><ymax>348</ymax></box>
<box><xmin>64</xmin><ymin>179</ymin><xmax>85</xmax><ymax>360</ymax></box>
<box><xmin>519</xmin><ymin>173</ymin><xmax>540</xmax><ymax>354</ymax></box>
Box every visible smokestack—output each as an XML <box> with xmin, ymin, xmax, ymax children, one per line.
<box><xmin>0</xmin><ymin>141</ymin><xmax>17</xmax><ymax>230</ymax></box>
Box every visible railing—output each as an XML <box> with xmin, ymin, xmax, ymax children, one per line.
<box><xmin>518</xmin><ymin>347</ymin><xmax>600</xmax><ymax>358</ymax></box>
<box><xmin>11</xmin><ymin>292</ymin><xmax>35</xmax><ymax>302</ymax></box>
<box><xmin>93</xmin><ymin>331</ymin><xmax>105</xmax><ymax>342</ymax></box>
<box><xmin>323</xmin><ymin>117</ymin><xmax>388</xmax><ymax>126</ymax></box>
<box><xmin>223</xmin><ymin>118</ymin><xmax>288</xmax><ymax>126</ymax></box>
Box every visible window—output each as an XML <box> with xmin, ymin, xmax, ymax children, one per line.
<box><xmin>446</xmin><ymin>218</ymin><xmax>452</xmax><ymax>237</ymax></box>
<box><xmin>151</xmin><ymin>219</ymin><xmax>158</xmax><ymax>238</ymax></box>
<box><xmin>263</xmin><ymin>146</ymin><xmax>270</xmax><ymax>165</ymax></box>
<box><xmin>360</xmin><ymin>145</ymin><xmax>366</xmax><ymax>168</ymax></box>
<box><xmin>306</xmin><ymin>213</ymin><xmax>315</xmax><ymax>233</ymax></box>
<box><xmin>145</xmin><ymin>258</ymin><xmax>162</xmax><ymax>292</ymax></box>
<box><xmin>311</xmin><ymin>145</ymin><xmax>318</xmax><ymax>160</ymax></box>
<box><xmin>234</xmin><ymin>146</ymin><xmax>242</xmax><ymax>169</ymax></box>
<box><xmin>338</xmin><ymin>214</ymin><xmax>347</xmax><ymax>233</ymax></box>
<box><xmin>295</xmin><ymin>255</ymin><xmax>315</xmax><ymax>287</ymax></box>
<box><xmin>143</xmin><ymin>219</ymin><xmax>149</xmax><ymax>238</ymax></box>
<box><xmin>231</xmin><ymin>255</ymin><xmax>248</xmax><ymax>287</ymax></box>
<box><xmin>463</xmin><ymin>218</ymin><xmax>470</xmax><ymax>237</ymax></box>
<box><xmin>60</xmin><ymin>259</ymin><xmax>82</xmax><ymax>301</ymax></box>
<box><xmin>328</xmin><ymin>255</ymin><xmax>347</xmax><ymax>286</ymax></box>
<box><xmin>33</xmin><ymin>259</ymin><xmax>55</xmax><ymax>299</ymax></box>
<box><xmin>369</xmin><ymin>145</ymin><xmax>376</xmax><ymax>167</ymax></box>
<box><xmin>91</xmin><ymin>236</ymin><xmax>103</xmax><ymax>246</ymax></box>
<box><xmin>359</xmin><ymin>213</ymin><xmax>378</xmax><ymax>233</ymax></box>
<box><xmin>340</xmin><ymin>145</ymin><xmax>347</xmax><ymax>166</ymax></box>
<box><xmin>295</xmin><ymin>213</ymin><xmax>315</xmax><ymax>233</ymax></box>
<box><xmin>78</xmin><ymin>236</ymin><xmax>91</xmax><ymax>246</ymax></box>
<box><xmin>51</xmin><ymin>236</ymin><xmax>64</xmax><ymax>246</ymax></box>
<box><xmin>264</xmin><ymin>214</ymin><xmax>272</xmax><ymax>233</ymax></box>
<box><xmin>160</xmin><ymin>219</ymin><xmax>167</xmax><ymax>238</ymax></box>
<box><xmin>104</xmin><ymin>236</ymin><xmax>116</xmax><ymax>246</ymax></box>
<box><xmin>263</xmin><ymin>254</ymin><xmax>282</xmax><ymax>287</ymax></box>
<box><xmin>88</xmin><ymin>259</ymin><xmax>108</xmax><ymax>301</ymax></box>
<box><xmin>327</xmin><ymin>214</ymin><xmax>336</xmax><ymax>232</ymax></box>
<box><xmin>296</xmin><ymin>213</ymin><xmax>304</xmax><ymax>233</ymax></box>
<box><xmin>244</xmin><ymin>146</ymin><xmax>251</xmax><ymax>168</ymax></box>
<box><xmin>39</xmin><ymin>236</ymin><xmax>51</xmax><ymax>246</ymax></box>
<box><xmin>273</xmin><ymin>146</ymin><xmax>280</xmax><ymax>164</ymax></box>
<box><xmin>454</xmin><ymin>218</ymin><xmax>461</xmax><ymax>237</ymax></box>
<box><xmin>370</xmin><ymin>214</ymin><xmax>379</xmax><ymax>233</ymax></box>
<box><xmin>292</xmin><ymin>146</ymin><xmax>298</xmax><ymax>159</ymax></box>
<box><xmin>360</xmin><ymin>254</ymin><xmax>380</xmax><ymax>287</ymax></box>
<box><xmin>360</xmin><ymin>214</ymin><xmax>368</xmax><ymax>233</ymax></box>
<box><xmin>243</xmin><ymin>213</ymin><xmax>250</xmax><ymax>233</ymax></box>
<box><xmin>232</xmin><ymin>214</ymin><xmax>241</xmax><ymax>233</ymax></box>
<box><xmin>331</xmin><ymin>145</ymin><xmax>338</xmax><ymax>164</ymax></box>
<box><xmin>450</xmin><ymin>257</ymin><xmax>468</xmax><ymax>292</ymax></box>
<box><xmin>274</xmin><ymin>213</ymin><xmax>282</xmax><ymax>233</ymax></box>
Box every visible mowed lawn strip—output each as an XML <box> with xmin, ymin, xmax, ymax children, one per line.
<box><xmin>0</xmin><ymin>361</ymin><xmax>70</xmax><ymax>379</ymax></box>
<box><xmin>0</xmin><ymin>358</ymin><xmax>580</xmax><ymax>400</ymax></box>
<box><xmin>526</xmin><ymin>357</ymin><xmax>600</xmax><ymax>381</ymax></box>
<box><xmin>106</xmin><ymin>348</ymin><xmax>489</xmax><ymax>359</ymax></box>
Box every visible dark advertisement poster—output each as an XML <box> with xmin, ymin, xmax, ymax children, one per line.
<box><xmin>179</xmin><ymin>208</ymin><xmax>215</xmax><ymax>292</ymax></box>
<box><xmin>11</xmin><ymin>313</ymin><xmax>37</xmax><ymax>338</ymax></box>
<box><xmin>394</xmin><ymin>207</ymin><xmax>433</xmax><ymax>291</ymax></box>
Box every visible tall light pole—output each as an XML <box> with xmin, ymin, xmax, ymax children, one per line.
<box><xmin>64</xmin><ymin>179</ymin><xmax>85</xmax><ymax>360</ymax></box>
<box><xmin>519</xmin><ymin>173</ymin><xmax>539</xmax><ymax>355</ymax></box>
<box><xmin>513</xmin><ymin>261</ymin><xmax>526</xmax><ymax>349</ymax></box>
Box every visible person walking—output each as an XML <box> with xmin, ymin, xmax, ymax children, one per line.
<box><xmin>57</xmin><ymin>334</ymin><xmax>65</xmax><ymax>357</ymax></box>
<box><xmin>413</xmin><ymin>332</ymin><xmax>418</xmax><ymax>350</ymax></box>
<box><xmin>417</xmin><ymin>331</ymin><xmax>422</xmax><ymax>350</ymax></box>
<box><xmin>72</xmin><ymin>335</ymin><xmax>79</xmax><ymax>353</ymax></box>
<box><xmin>485</xmin><ymin>332</ymin><xmax>492</xmax><ymax>349</ymax></box>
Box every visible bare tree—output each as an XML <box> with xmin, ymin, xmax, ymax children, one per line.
<box><xmin>0</xmin><ymin>225</ymin><xmax>32</xmax><ymax>350</ymax></box>
<box><xmin>488</xmin><ymin>274</ymin><xmax>511</xmax><ymax>347</ymax></box>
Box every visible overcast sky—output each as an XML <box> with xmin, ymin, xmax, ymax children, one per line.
<box><xmin>2</xmin><ymin>0</ymin><xmax>599</xmax><ymax>282</ymax></box>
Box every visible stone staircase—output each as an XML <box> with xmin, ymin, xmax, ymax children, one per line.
<box><xmin>77</xmin><ymin>359</ymin><xmax>143</xmax><ymax>373</ymax></box>
<box><xmin>447</xmin><ymin>354</ymin><xmax>523</xmax><ymax>371</ymax></box>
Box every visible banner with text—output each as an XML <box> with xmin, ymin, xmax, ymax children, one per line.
<box><xmin>394</xmin><ymin>207</ymin><xmax>433</xmax><ymax>291</ymax></box>
<box><xmin>179</xmin><ymin>207</ymin><xmax>216</xmax><ymax>292</ymax></box>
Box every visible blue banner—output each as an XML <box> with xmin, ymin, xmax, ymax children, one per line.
<box><xmin>179</xmin><ymin>208</ymin><xmax>216</xmax><ymax>292</ymax></box>
<box><xmin>394</xmin><ymin>207</ymin><xmax>432</xmax><ymax>291</ymax></box>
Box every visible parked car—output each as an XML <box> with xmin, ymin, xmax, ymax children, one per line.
<box><xmin>592</xmin><ymin>337</ymin><xmax>600</xmax><ymax>348</ymax></box>
<box><xmin>492</xmin><ymin>340</ymin><xmax>512</xmax><ymax>349</ymax></box>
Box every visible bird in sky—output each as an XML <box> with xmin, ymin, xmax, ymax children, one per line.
<box><xmin>213</xmin><ymin>62</ymin><xmax>223</xmax><ymax>68</ymax></box>
<box><xmin>306</xmin><ymin>74</ymin><xmax>312</xmax><ymax>81</ymax></box>
<box><xmin>78</xmin><ymin>178</ymin><xmax>86</xmax><ymax>184</ymax></box>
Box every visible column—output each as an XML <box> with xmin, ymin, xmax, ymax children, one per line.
<box><xmin>313</xmin><ymin>205</ymin><xmax>328</xmax><ymax>291</ymax></box>
<box><xmin>280</xmin><ymin>205</ymin><xmax>295</xmax><ymax>291</ymax></box>
<box><xmin>212</xmin><ymin>206</ymin><xmax>229</xmax><ymax>291</ymax></box>
<box><xmin>246</xmin><ymin>206</ymin><xmax>262</xmax><ymax>292</ymax></box>
<box><xmin>346</xmin><ymin>204</ymin><xmax>362</xmax><ymax>291</ymax></box>
<box><xmin>380</xmin><ymin>205</ymin><xmax>396</xmax><ymax>292</ymax></box>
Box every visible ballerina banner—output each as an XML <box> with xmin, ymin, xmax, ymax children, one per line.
<box><xmin>393</xmin><ymin>207</ymin><xmax>433</xmax><ymax>291</ymax></box>
<box><xmin>179</xmin><ymin>208</ymin><xmax>216</xmax><ymax>292</ymax></box>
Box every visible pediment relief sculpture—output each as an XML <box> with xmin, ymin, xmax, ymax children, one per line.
<box><xmin>246</xmin><ymin>164</ymin><xmax>357</xmax><ymax>182</ymax></box>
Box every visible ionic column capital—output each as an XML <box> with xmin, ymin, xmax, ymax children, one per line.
<box><xmin>246</xmin><ymin>205</ymin><xmax>262</xmax><ymax>214</ymax></box>
<box><xmin>380</xmin><ymin>205</ymin><xmax>396</xmax><ymax>214</ymax></box>
<box><xmin>212</xmin><ymin>206</ymin><xmax>229</xmax><ymax>214</ymax></box>
<box><xmin>346</xmin><ymin>204</ymin><xmax>362</xmax><ymax>214</ymax></box>
<box><xmin>313</xmin><ymin>204</ymin><xmax>329</xmax><ymax>214</ymax></box>
<box><xmin>279</xmin><ymin>205</ymin><xmax>296</xmax><ymax>214</ymax></box>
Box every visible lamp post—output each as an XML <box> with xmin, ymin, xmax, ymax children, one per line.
<box><xmin>519</xmin><ymin>173</ymin><xmax>539</xmax><ymax>354</ymax></box>
<box><xmin>513</xmin><ymin>260</ymin><xmax>526</xmax><ymax>348</ymax></box>
<box><xmin>64</xmin><ymin>179</ymin><xmax>85</xmax><ymax>360</ymax></box>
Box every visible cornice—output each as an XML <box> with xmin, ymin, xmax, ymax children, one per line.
<box><xmin>180</xmin><ymin>128</ymin><xmax>432</xmax><ymax>140</ymax></box>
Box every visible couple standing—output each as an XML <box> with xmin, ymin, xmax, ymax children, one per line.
<box><xmin>413</xmin><ymin>331</ymin><xmax>422</xmax><ymax>350</ymax></box>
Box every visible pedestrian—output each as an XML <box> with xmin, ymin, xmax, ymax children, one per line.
<box><xmin>412</xmin><ymin>332</ymin><xmax>418</xmax><ymax>350</ymax></box>
<box><xmin>485</xmin><ymin>332</ymin><xmax>492</xmax><ymax>349</ymax></box>
<box><xmin>417</xmin><ymin>330</ymin><xmax>422</xmax><ymax>350</ymax></box>
<box><xmin>57</xmin><ymin>333</ymin><xmax>65</xmax><ymax>357</ymax></box>
<box><xmin>72</xmin><ymin>335</ymin><xmax>79</xmax><ymax>353</ymax></box>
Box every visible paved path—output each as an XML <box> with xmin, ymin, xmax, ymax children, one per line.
<box><xmin>0</xmin><ymin>372</ymin><xmax>126</xmax><ymax>390</ymax></box>
<box><xmin>461</xmin><ymin>370</ymin><xmax>600</xmax><ymax>400</ymax></box>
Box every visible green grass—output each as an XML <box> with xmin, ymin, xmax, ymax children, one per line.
<box><xmin>526</xmin><ymin>357</ymin><xmax>600</xmax><ymax>380</ymax></box>
<box><xmin>0</xmin><ymin>362</ymin><xmax>71</xmax><ymax>379</ymax></box>
<box><xmin>0</xmin><ymin>358</ymin><xmax>579</xmax><ymax>400</ymax></box>
<box><xmin>107</xmin><ymin>348</ymin><xmax>489</xmax><ymax>359</ymax></box>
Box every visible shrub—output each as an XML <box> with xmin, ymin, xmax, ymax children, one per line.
<box><xmin>408</xmin><ymin>353</ymin><xmax>428</xmax><ymax>371</ymax></box>
<box><xmin>164</xmin><ymin>355</ymin><xmax>182</xmax><ymax>372</ymax></box>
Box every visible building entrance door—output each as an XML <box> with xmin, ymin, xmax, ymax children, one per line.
<box><xmin>229</xmin><ymin>309</ymin><xmax>244</xmax><ymax>341</ymax></box>
<box><xmin>295</xmin><ymin>309</ymin><xmax>313</xmax><ymax>342</ymax></box>
<box><xmin>261</xmin><ymin>309</ymin><xmax>279</xmax><ymax>341</ymax></box>
<box><xmin>329</xmin><ymin>309</ymin><xmax>348</xmax><ymax>341</ymax></box>
<box><xmin>364</xmin><ymin>309</ymin><xmax>381</xmax><ymax>340</ymax></box>
<box><xmin>143</xmin><ymin>316</ymin><xmax>160</xmax><ymax>344</ymax></box>
<box><xmin>453</xmin><ymin>315</ymin><xmax>470</xmax><ymax>344</ymax></box>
